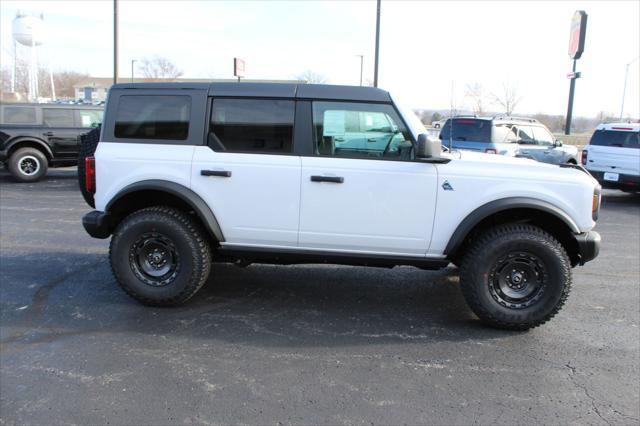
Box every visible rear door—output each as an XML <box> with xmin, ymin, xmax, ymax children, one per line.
<box><xmin>191</xmin><ymin>98</ymin><xmax>301</xmax><ymax>247</ymax></box>
<box><xmin>299</xmin><ymin>101</ymin><xmax>437</xmax><ymax>256</ymax></box>
<box><xmin>586</xmin><ymin>129</ymin><xmax>640</xmax><ymax>176</ymax></box>
<box><xmin>42</xmin><ymin>108</ymin><xmax>80</xmax><ymax>159</ymax></box>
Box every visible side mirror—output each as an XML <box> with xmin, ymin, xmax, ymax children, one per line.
<box><xmin>554</xmin><ymin>140</ymin><xmax>563</xmax><ymax>147</ymax></box>
<box><xmin>416</xmin><ymin>133</ymin><xmax>442</xmax><ymax>159</ymax></box>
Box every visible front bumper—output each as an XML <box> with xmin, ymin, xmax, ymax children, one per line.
<box><xmin>82</xmin><ymin>211</ymin><xmax>111</xmax><ymax>239</ymax></box>
<box><xmin>573</xmin><ymin>231</ymin><xmax>601</xmax><ymax>265</ymax></box>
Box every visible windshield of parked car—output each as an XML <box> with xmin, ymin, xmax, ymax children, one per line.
<box><xmin>590</xmin><ymin>129</ymin><xmax>640</xmax><ymax>149</ymax></box>
<box><xmin>439</xmin><ymin>119</ymin><xmax>492</xmax><ymax>143</ymax></box>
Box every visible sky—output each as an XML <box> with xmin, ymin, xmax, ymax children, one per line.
<box><xmin>1</xmin><ymin>0</ymin><xmax>639</xmax><ymax>118</ymax></box>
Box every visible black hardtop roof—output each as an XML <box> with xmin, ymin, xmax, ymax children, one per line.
<box><xmin>0</xmin><ymin>102</ymin><xmax>103</xmax><ymax>109</ymax></box>
<box><xmin>110</xmin><ymin>82</ymin><xmax>392</xmax><ymax>102</ymax></box>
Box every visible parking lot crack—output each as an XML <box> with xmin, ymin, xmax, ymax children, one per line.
<box><xmin>565</xmin><ymin>362</ymin><xmax>613</xmax><ymax>426</ymax></box>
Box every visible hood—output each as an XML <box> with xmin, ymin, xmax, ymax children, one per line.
<box><xmin>441</xmin><ymin>150</ymin><xmax>598</xmax><ymax>186</ymax></box>
<box><xmin>453</xmin><ymin>150</ymin><xmax>556</xmax><ymax>167</ymax></box>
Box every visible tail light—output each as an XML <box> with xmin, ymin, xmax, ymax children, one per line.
<box><xmin>85</xmin><ymin>156</ymin><xmax>96</xmax><ymax>194</ymax></box>
<box><xmin>581</xmin><ymin>150</ymin><xmax>588</xmax><ymax>165</ymax></box>
<box><xmin>485</xmin><ymin>148</ymin><xmax>497</xmax><ymax>154</ymax></box>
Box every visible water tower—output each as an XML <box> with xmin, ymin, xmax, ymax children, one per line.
<box><xmin>12</xmin><ymin>13</ymin><xmax>55</xmax><ymax>101</ymax></box>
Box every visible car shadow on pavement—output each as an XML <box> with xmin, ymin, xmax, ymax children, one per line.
<box><xmin>0</xmin><ymin>252</ymin><xmax>521</xmax><ymax>352</ymax></box>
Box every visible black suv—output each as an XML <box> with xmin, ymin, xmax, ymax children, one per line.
<box><xmin>0</xmin><ymin>103</ymin><xmax>103</xmax><ymax>182</ymax></box>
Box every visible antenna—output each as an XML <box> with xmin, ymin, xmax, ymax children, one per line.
<box><xmin>449</xmin><ymin>81</ymin><xmax>454</xmax><ymax>151</ymax></box>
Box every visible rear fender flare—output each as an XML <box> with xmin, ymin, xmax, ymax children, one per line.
<box><xmin>106</xmin><ymin>180</ymin><xmax>225</xmax><ymax>242</ymax></box>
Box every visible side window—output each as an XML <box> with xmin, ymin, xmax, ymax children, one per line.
<box><xmin>79</xmin><ymin>110</ymin><xmax>103</xmax><ymax>128</ymax></box>
<box><xmin>312</xmin><ymin>102</ymin><xmax>413</xmax><ymax>160</ymax></box>
<box><xmin>3</xmin><ymin>107</ymin><xmax>37</xmax><ymax>124</ymax></box>
<box><xmin>115</xmin><ymin>95</ymin><xmax>190</xmax><ymax>140</ymax></box>
<box><xmin>518</xmin><ymin>126</ymin><xmax>535</xmax><ymax>144</ymax></box>
<box><xmin>209</xmin><ymin>99</ymin><xmax>294</xmax><ymax>154</ymax></box>
<box><xmin>494</xmin><ymin>124</ymin><xmax>519</xmax><ymax>143</ymax></box>
<box><xmin>43</xmin><ymin>109</ymin><xmax>74</xmax><ymax>127</ymax></box>
<box><xmin>532</xmin><ymin>126</ymin><xmax>554</xmax><ymax>146</ymax></box>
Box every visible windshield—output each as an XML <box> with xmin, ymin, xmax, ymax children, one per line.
<box><xmin>439</xmin><ymin>119</ymin><xmax>492</xmax><ymax>143</ymax></box>
<box><xmin>390</xmin><ymin>94</ymin><xmax>427</xmax><ymax>140</ymax></box>
<box><xmin>590</xmin><ymin>130</ymin><xmax>639</xmax><ymax>149</ymax></box>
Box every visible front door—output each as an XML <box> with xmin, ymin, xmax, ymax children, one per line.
<box><xmin>192</xmin><ymin>98</ymin><xmax>301</xmax><ymax>247</ymax></box>
<box><xmin>299</xmin><ymin>101</ymin><xmax>438</xmax><ymax>256</ymax></box>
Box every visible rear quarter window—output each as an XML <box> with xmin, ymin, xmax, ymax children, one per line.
<box><xmin>2</xmin><ymin>107</ymin><xmax>37</xmax><ymax>125</ymax></box>
<box><xmin>114</xmin><ymin>95</ymin><xmax>191</xmax><ymax>140</ymax></box>
<box><xmin>439</xmin><ymin>119</ymin><xmax>492</xmax><ymax>143</ymax></box>
<box><xmin>590</xmin><ymin>130</ymin><xmax>640</xmax><ymax>149</ymax></box>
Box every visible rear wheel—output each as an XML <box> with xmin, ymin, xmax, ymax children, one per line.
<box><xmin>8</xmin><ymin>147</ymin><xmax>48</xmax><ymax>182</ymax></box>
<box><xmin>459</xmin><ymin>224</ymin><xmax>572</xmax><ymax>330</ymax></box>
<box><xmin>109</xmin><ymin>206</ymin><xmax>211</xmax><ymax>306</ymax></box>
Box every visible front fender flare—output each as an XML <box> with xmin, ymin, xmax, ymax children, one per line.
<box><xmin>444</xmin><ymin>197</ymin><xmax>580</xmax><ymax>256</ymax></box>
<box><xmin>105</xmin><ymin>179</ymin><xmax>225</xmax><ymax>242</ymax></box>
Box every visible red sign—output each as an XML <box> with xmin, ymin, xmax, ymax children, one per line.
<box><xmin>234</xmin><ymin>58</ymin><xmax>245</xmax><ymax>78</ymax></box>
<box><xmin>568</xmin><ymin>10</ymin><xmax>587</xmax><ymax>59</ymax></box>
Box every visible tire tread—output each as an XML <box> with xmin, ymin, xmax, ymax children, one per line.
<box><xmin>459</xmin><ymin>223</ymin><xmax>572</xmax><ymax>331</ymax></box>
<box><xmin>109</xmin><ymin>206</ymin><xmax>211</xmax><ymax>306</ymax></box>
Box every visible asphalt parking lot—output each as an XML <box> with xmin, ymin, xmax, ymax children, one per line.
<box><xmin>0</xmin><ymin>168</ymin><xmax>638</xmax><ymax>425</ymax></box>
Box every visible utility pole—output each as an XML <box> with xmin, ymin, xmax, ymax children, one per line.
<box><xmin>113</xmin><ymin>0</ymin><xmax>118</xmax><ymax>85</ymax></box>
<box><xmin>356</xmin><ymin>55</ymin><xmax>363</xmax><ymax>86</ymax></box>
<box><xmin>373</xmin><ymin>0</ymin><xmax>381</xmax><ymax>87</ymax></box>
<box><xmin>620</xmin><ymin>56</ymin><xmax>639</xmax><ymax>121</ymax></box>
<box><xmin>131</xmin><ymin>59</ymin><xmax>137</xmax><ymax>82</ymax></box>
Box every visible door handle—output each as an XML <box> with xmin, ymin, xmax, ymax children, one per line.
<box><xmin>367</xmin><ymin>138</ymin><xmax>377</xmax><ymax>142</ymax></box>
<box><xmin>310</xmin><ymin>175</ymin><xmax>344</xmax><ymax>183</ymax></box>
<box><xmin>201</xmin><ymin>169</ymin><xmax>231</xmax><ymax>177</ymax></box>
<box><xmin>43</xmin><ymin>132</ymin><xmax>54</xmax><ymax>136</ymax></box>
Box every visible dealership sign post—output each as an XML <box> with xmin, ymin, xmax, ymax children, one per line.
<box><xmin>565</xmin><ymin>10</ymin><xmax>587</xmax><ymax>135</ymax></box>
<box><xmin>234</xmin><ymin>58</ymin><xmax>245</xmax><ymax>82</ymax></box>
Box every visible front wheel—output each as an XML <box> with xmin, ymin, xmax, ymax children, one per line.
<box><xmin>109</xmin><ymin>206</ymin><xmax>211</xmax><ymax>306</ymax></box>
<box><xmin>459</xmin><ymin>224</ymin><xmax>572</xmax><ymax>330</ymax></box>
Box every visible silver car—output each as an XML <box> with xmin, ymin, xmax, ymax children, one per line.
<box><xmin>439</xmin><ymin>116</ymin><xmax>579</xmax><ymax>164</ymax></box>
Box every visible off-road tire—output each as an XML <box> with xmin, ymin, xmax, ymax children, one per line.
<box><xmin>7</xmin><ymin>147</ymin><xmax>48</xmax><ymax>182</ymax></box>
<box><xmin>459</xmin><ymin>223</ymin><xmax>572</xmax><ymax>331</ymax></box>
<box><xmin>109</xmin><ymin>206</ymin><xmax>211</xmax><ymax>306</ymax></box>
<box><xmin>77</xmin><ymin>126</ymin><xmax>101</xmax><ymax>207</ymax></box>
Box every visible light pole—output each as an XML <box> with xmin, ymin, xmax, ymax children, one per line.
<box><xmin>131</xmin><ymin>59</ymin><xmax>137</xmax><ymax>82</ymax></box>
<box><xmin>113</xmin><ymin>0</ymin><xmax>118</xmax><ymax>85</ymax></box>
<box><xmin>356</xmin><ymin>55</ymin><xmax>363</xmax><ymax>86</ymax></box>
<box><xmin>620</xmin><ymin>56</ymin><xmax>639</xmax><ymax>121</ymax></box>
<box><xmin>373</xmin><ymin>0</ymin><xmax>381</xmax><ymax>87</ymax></box>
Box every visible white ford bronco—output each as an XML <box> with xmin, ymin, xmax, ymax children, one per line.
<box><xmin>81</xmin><ymin>83</ymin><xmax>601</xmax><ymax>330</ymax></box>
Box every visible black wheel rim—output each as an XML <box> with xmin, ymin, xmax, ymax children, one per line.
<box><xmin>19</xmin><ymin>156</ymin><xmax>40</xmax><ymax>176</ymax></box>
<box><xmin>129</xmin><ymin>232</ymin><xmax>180</xmax><ymax>287</ymax></box>
<box><xmin>488</xmin><ymin>251</ymin><xmax>547</xmax><ymax>309</ymax></box>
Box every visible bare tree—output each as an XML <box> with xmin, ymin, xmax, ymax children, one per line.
<box><xmin>490</xmin><ymin>81</ymin><xmax>523</xmax><ymax>115</ymax></box>
<box><xmin>464</xmin><ymin>82</ymin><xmax>486</xmax><ymax>115</ymax></box>
<box><xmin>138</xmin><ymin>56</ymin><xmax>183</xmax><ymax>81</ymax></box>
<box><xmin>0</xmin><ymin>67</ymin><xmax>11</xmax><ymax>93</ymax></box>
<box><xmin>295</xmin><ymin>70</ymin><xmax>328</xmax><ymax>84</ymax></box>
